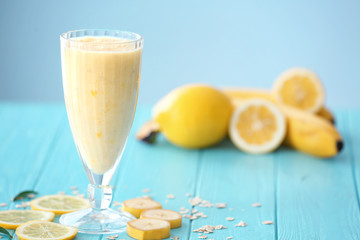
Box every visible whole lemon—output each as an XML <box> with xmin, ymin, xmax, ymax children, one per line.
<box><xmin>153</xmin><ymin>84</ymin><xmax>233</xmax><ymax>148</ymax></box>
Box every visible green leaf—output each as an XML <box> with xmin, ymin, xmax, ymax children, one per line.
<box><xmin>12</xmin><ymin>190</ymin><xmax>38</xmax><ymax>201</ymax></box>
<box><xmin>0</xmin><ymin>226</ymin><xmax>12</xmax><ymax>239</ymax></box>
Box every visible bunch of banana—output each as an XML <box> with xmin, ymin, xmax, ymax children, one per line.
<box><xmin>223</xmin><ymin>67</ymin><xmax>343</xmax><ymax>158</ymax></box>
<box><xmin>223</xmin><ymin>88</ymin><xmax>335</xmax><ymax>124</ymax></box>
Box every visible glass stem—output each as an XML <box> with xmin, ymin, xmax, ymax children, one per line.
<box><xmin>88</xmin><ymin>184</ymin><xmax>112</xmax><ymax>210</ymax></box>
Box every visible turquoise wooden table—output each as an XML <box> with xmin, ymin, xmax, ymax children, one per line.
<box><xmin>1</xmin><ymin>103</ymin><xmax>360</xmax><ymax>240</ymax></box>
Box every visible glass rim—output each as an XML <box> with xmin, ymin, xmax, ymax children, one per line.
<box><xmin>60</xmin><ymin>29</ymin><xmax>143</xmax><ymax>44</ymax></box>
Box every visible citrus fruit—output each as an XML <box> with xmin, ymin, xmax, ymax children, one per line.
<box><xmin>229</xmin><ymin>99</ymin><xmax>286</xmax><ymax>154</ymax></box>
<box><xmin>272</xmin><ymin>67</ymin><xmax>325</xmax><ymax>113</ymax></box>
<box><xmin>31</xmin><ymin>195</ymin><xmax>90</xmax><ymax>215</ymax></box>
<box><xmin>153</xmin><ymin>84</ymin><xmax>233</xmax><ymax>148</ymax></box>
<box><xmin>16</xmin><ymin>220</ymin><xmax>78</xmax><ymax>240</ymax></box>
<box><xmin>0</xmin><ymin>210</ymin><xmax>54</xmax><ymax>229</ymax></box>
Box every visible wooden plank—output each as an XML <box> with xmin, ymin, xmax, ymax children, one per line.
<box><xmin>189</xmin><ymin>140</ymin><xmax>276</xmax><ymax>240</ymax></box>
<box><xmin>0</xmin><ymin>103</ymin><xmax>64</xmax><ymax>238</ymax></box>
<box><xmin>29</xmin><ymin>105</ymin><xmax>99</xmax><ymax>240</ymax></box>
<box><xmin>346</xmin><ymin>110</ymin><xmax>360</xmax><ymax>228</ymax></box>
<box><xmin>276</xmin><ymin>110</ymin><xmax>360</xmax><ymax>239</ymax></box>
<box><xmin>107</xmin><ymin>106</ymin><xmax>201</xmax><ymax>240</ymax></box>
<box><xmin>28</xmin><ymin>105</ymin><xmax>200</xmax><ymax>240</ymax></box>
<box><xmin>31</xmin><ymin>105</ymin><xmax>151</xmax><ymax>240</ymax></box>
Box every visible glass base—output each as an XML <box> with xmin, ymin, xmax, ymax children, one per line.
<box><xmin>59</xmin><ymin>208</ymin><xmax>136</xmax><ymax>234</ymax></box>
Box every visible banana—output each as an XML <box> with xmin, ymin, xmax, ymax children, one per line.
<box><xmin>317</xmin><ymin>107</ymin><xmax>335</xmax><ymax>124</ymax></box>
<box><xmin>223</xmin><ymin>88</ymin><xmax>275</xmax><ymax>102</ymax></box>
<box><xmin>231</xmin><ymin>98</ymin><xmax>343</xmax><ymax>158</ymax></box>
<box><xmin>279</xmin><ymin>105</ymin><xmax>342</xmax><ymax>158</ymax></box>
<box><xmin>140</xmin><ymin>209</ymin><xmax>182</xmax><ymax>229</ymax></box>
<box><xmin>122</xmin><ymin>198</ymin><xmax>162</xmax><ymax>218</ymax></box>
<box><xmin>127</xmin><ymin>219</ymin><xmax>170</xmax><ymax>240</ymax></box>
<box><xmin>222</xmin><ymin>88</ymin><xmax>335</xmax><ymax>124</ymax></box>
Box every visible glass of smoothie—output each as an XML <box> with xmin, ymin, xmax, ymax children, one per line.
<box><xmin>59</xmin><ymin>29</ymin><xmax>143</xmax><ymax>234</ymax></box>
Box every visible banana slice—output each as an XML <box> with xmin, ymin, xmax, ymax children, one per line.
<box><xmin>140</xmin><ymin>209</ymin><xmax>182</xmax><ymax>228</ymax></box>
<box><xmin>127</xmin><ymin>219</ymin><xmax>170</xmax><ymax>240</ymax></box>
<box><xmin>122</xmin><ymin>198</ymin><xmax>162</xmax><ymax>218</ymax></box>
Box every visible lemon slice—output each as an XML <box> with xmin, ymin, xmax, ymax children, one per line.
<box><xmin>16</xmin><ymin>220</ymin><xmax>78</xmax><ymax>240</ymax></box>
<box><xmin>229</xmin><ymin>99</ymin><xmax>286</xmax><ymax>154</ymax></box>
<box><xmin>272</xmin><ymin>67</ymin><xmax>325</xmax><ymax>113</ymax></box>
<box><xmin>0</xmin><ymin>210</ymin><xmax>55</xmax><ymax>229</ymax></box>
<box><xmin>31</xmin><ymin>195</ymin><xmax>90</xmax><ymax>215</ymax></box>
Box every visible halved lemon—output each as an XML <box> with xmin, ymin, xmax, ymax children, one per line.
<box><xmin>31</xmin><ymin>195</ymin><xmax>90</xmax><ymax>215</ymax></box>
<box><xmin>0</xmin><ymin>210</ymin><xmax>55</xmax><ymax>229</ymax></box>
<box><xmin>16</xmin><ymin>220</ymin><xmax>78</xmax><ymax>240</ymax></box>
<box><xmin>272</xmin><ymin>67</ymin><xmax>325</xmax><ymax>113</ymax></box>
<box><xmin>229</xmin><ymin>99</ymin><xmax>286</xmax><ymax>154</ymax></box>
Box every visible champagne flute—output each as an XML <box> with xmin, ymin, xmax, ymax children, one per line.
<box><xmin>59</xmin><ymin>29</ymin><xmax>143</xmax><ymax>234</ymax></box>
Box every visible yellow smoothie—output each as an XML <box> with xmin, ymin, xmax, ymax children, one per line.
<box><xmin>62</xmin><ymin>37</ymin><xmax>142</xmax><ymax>174</ymax></box>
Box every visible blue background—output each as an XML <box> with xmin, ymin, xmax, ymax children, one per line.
<box><xmin>1</xmin><ymin>0</ymin><xmax>359</xmax><ymax>107</ymax></box>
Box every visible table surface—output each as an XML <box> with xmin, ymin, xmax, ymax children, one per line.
<box><xmin>0</xmin><ymin>103</ymin><xmax>359</xmax><ymax>240</ymax></box>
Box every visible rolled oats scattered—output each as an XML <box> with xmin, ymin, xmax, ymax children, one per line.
<box><xmin>185</xmin><ymin>193</ymin><xmax>192</xmax><ymax>197</ymax></box>
<box><xmin>173</xmin><ymin>236</ymin><xmax>179</xmax><ymax>240</ymax></box>
<box><xmin>180</xmin><ymin>209</ymin><xmax>189</xmax><ymax>214</ymax></box>
<box><xmin>262</xmin><ymin>220</ymin><xmax>273</xmax><ymax>225</ymax></box>
<box><xmin>189</xmin><ymin>196</ymin><xmax>202</xmax><ymax>206</ymax></box>
<box><xmin>215</xmin><ymin>225</ymin><xmax>226</xmax><ymax>230</ymax></box>
<box><xmin>252</xmin><ymin>203</ymin><xmax>261</xmax><ymax>207</ymax></box>
<box><xmin>235</xmin><ymin>221</ymin><xmax>247</xmax><ymax>227</ymax></box>
<box><xmin>199</xmin><ymin>200</ymin><xmax>213</xmax><ymax>208</ymax></box>
<box><xmin>167</xmin><ymin>194</ymin><xmax>175</xmax><ymax>199</ymax></box>
<box><xmin>142</xmin><ymin>188</ymin><xmax>151</xmax><ymax>193</ymax></box>
<box><xmin>0</xmin><ymin>203</ymin><xmax>7</xmax><ymax>207</ymax></box>
<box><xmin>198</xmin><ymin>236</ymin><xmax>207</xmax><ymax>239</ymax></box>
<box><xmin>216</xmin><ymin>203</ymin><xmax>227</xmax><ymax>208</ymax></box>
<box><xmin>106</xmin><ymin>235</ymin><xmax>119</xmax><ymax>239</ymax></box>
<box><xmin>226</xmin><ymin>217</ymin><xmax>235</xmax><ymax>221</ymax></box>
<box><xmin>27</xmin><ymin>194</ymin><xmax>36</xmax><ymax>199</ymax></box>
<box><xmin>193</xmin><ymin>225</ymin><xmax>215</xmax><ymax>233</ymax></box>
<box><xmin>226</xmin><ymin>237</ymin><xmax>233</xmax><ymax>239</ymax></box>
